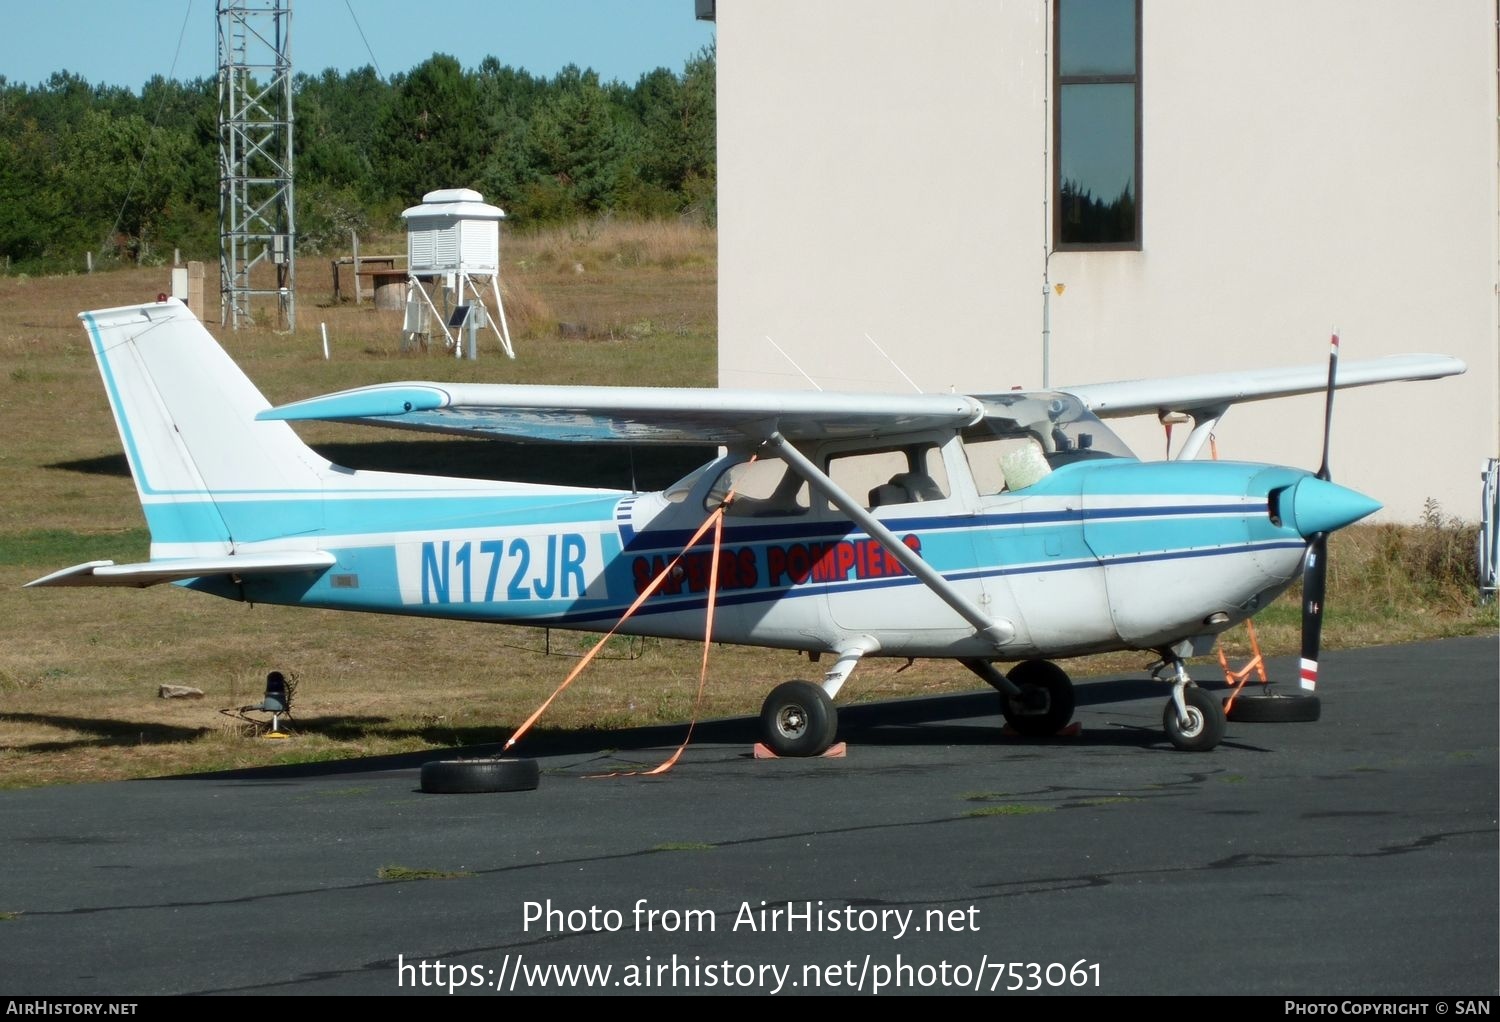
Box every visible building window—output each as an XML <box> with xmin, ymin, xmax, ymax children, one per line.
<box><xmin>1054</xmin><ymin>0</ymin><xmax>1141</xmax><ymax>249</ymax></box>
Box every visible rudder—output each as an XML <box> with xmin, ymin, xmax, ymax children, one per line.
<box><xmin>80</xmin><ymin>300</ymin><xmax>329</xmax><ymax>557</ymax></box>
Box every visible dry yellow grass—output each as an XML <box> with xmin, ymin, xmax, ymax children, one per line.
<box><xmin>515</xmin><ymin>217</ymin><xmax>716</xmax><ymax>272</ymax></box>
<box><xmin>0</xmin><ymin>220</ymin><xmax>731</xmax><ymax>787</ymax></box>
<box><xmin>0</xmin><ymin>220</ymin><xmax>1492</xmax><ymax>788</ymax></box>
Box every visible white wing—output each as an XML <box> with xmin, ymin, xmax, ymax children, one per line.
<box><xmin>259</xmin><ymin>354</ymin><xmax>1464</xmax><ymax>443</ymax></box>
<box><xmin>1054</xmin><ymin>354</ymin><xmax>1466</xmax><ymax>418</ymax></box>
<box><xmin>260</xmin><ymin>384</ymin><xmax>986</xmax><ymax>444</ymax></box>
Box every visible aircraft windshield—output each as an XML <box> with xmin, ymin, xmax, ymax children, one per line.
<box><xmin>662</xmin><ymin>459</ymin><xmax>718</xmax><ymax>503</ymax></box>
<box><xmin>963</xmin><ymin>392</ymin><xmax>1134</xmax><ymax>494</ymax></box>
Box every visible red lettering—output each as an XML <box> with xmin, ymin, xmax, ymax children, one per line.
<box><xmin>654</xmin><ymin>555</ymin><xmax>683</xmax><ymax>595</ymax></box>
<box><xmin>684</xmin><ymin>552</ymin><xmax>710</xmax><ymax>592</ymax></box>
<box><xmin>834</xmin><ymin>542</ymin><xmax>856</xmax><ymax>580</ymax></box>
<box><xmin>636</xmin><ymin>558</ymin><xmax>684</xmax><ymax>597</ymax></box>
<box><xmin>717</xmin><ymin>548</ymin><xmax>739</xmax><ymax>589</ymax></box>
<box><xmin>810</xmin><ymin>542</ymin><xmax>835</xmax><ymax>582</ymax></box>
<box><xmin>787</xmin><ymin>543</ymin><xmax>811</xmax><ymax>585</ymax></box>
<box><xmin>738</xmin><ymin>548</ymin><xmax>758</xmax><ymax>588</ymax></box>
<box><xmin>766</xmin><ymin>545</ymin><xmax>788</xmax><ymax>586</ymax></box>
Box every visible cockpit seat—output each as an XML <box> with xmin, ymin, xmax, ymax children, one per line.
<box><xmin>868</xmin><ymin>471</ymin><xmax>944</xmax><ymax>508</ymax></box>
<box><xmin>867</xmin><ymin>483</ymin><xmax>909</xmax><ymax>508</ymax></box>
<box><xmin>889</xmin><ymin>471</ymin><xmax>944</xmax><ymax>502</ymax></box>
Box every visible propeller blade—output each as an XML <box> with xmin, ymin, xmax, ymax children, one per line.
<box><xmin>1300</xmin><ymin>532</ymin><xmax>1328</xmax><ymax>691</ymax></box>
<box><xmin>1317</xmin><ymin>333</ymin><xmax>1339</xmax><ymax>481</ymax></box>
<box><xmin>1303</xmin><ymin>335</ymin><xmax>1339</xmax><ymax>690</ymax></box>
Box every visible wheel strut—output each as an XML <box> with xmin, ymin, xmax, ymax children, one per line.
<box><xmin>1151</xmin><ymin>655</ymin><xmax>1226</xmax><ymax>752</ymax></box>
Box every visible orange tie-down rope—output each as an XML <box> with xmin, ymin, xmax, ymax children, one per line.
<box><xmin>503</xmin><ymin>460</ymin><xmax>751</xmax><ymax>777</ymax></box>
<box><xmin>1201</xmin><ymin>434</ymin><xmax>1270</xmax><ymax>713</ymax></box>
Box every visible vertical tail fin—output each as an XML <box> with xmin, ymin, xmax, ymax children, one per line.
<box><xmin>81</xmin><ymin>300</ymin><xmax>329</xmax><ymax>557</ymax></box>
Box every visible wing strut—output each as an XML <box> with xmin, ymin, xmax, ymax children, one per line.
<box><xmin>1170</xmin><ymin>404</ymin><xmax>1229</xmax><ymax>461</ymax></box>
<box><xmin>765</xmin><ymin>432</ymin><xmax>1016</xmax><ymax>650</ymax></box>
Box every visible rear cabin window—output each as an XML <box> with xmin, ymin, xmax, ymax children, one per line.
<box><xmin>826</xmin><ymin>444</ymin><xmax>950</xmax><ymax>511</ymax></box>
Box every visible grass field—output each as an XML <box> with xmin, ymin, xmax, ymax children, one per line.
<box><xmin>0</xmin><ymin>220</ymin><xmax>1493</xmax><ymax>788</ymax></box>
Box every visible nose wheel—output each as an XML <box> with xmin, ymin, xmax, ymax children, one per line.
<box><xmin>759</xmin><ymin>680</ymin><xmax>839</xmax><ymax>757</ymax></box>
<box><xmin>1152</xmin><ymin>656</ymin><xmax>1226</xmax><ymax>751</ymax></box>
<box><xmin>1163</xmin><ymin>685</ymin><xmax>1225</xmax><ymax>751</ymax></box>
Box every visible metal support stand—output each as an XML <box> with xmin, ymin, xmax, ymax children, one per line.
<box><xmin>404</xmin><ymin>272</ymin><xmax>513</xmax><ymax>359</ymax></box>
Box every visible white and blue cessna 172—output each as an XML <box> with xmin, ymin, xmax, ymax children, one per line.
<box><xmin>29</xmin><ymin>300</ymin><xmax>1465</xmax><ymax>753</ymax></box>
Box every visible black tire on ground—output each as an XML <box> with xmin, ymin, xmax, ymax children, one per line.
<box><xmin>759</xmin><ymin>680</ymin><xmax>838</xmax><ymax>757</ymax></box>
<box><xmin>1224</xmin><ymin>686</ymin><xmax>1322</xmax><ymax>723</ymax></box>
<box><xmin>1001</xmin><ymin>659</ymin><xmax>1076</xmax><ymax>737</ymax></box>
<box><xmin>420</xmin><ymin>757</ymin><xmax>540</xmax><ymax>794</ymax></box>
<box><xmin>1163</xmin><ymin>686</ymin><xmax>1226</xmax><ymax>752</ymax></box>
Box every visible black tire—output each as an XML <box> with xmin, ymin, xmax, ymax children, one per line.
<box><xmin>1001</xmin><ymin>659</ymin><xmax>1076</xmax><ymax>737</ymax></box>
<box><xmin>1163</xmin><ymin>686</ymin><xmax>1225</xmax><ymax>751</ymax></box>
<box><xmin>759</xmin><ymin>680</ymin><xmax>838</xmax><ymax>757</ymax></box>
<box><xmin>1224</xmin><ymin>686</ymin><xmax>1322</xmax><ymax>723</ymax></box>
<box><xmin>421</xmin><ymin>757</ymin><xmax>540</xmax><ymax>794</ymax></box>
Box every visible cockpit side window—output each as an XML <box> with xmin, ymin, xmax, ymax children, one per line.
<box><xmin>704</xmin><ymin>456</ymin><xmax>810</xmax><ymax>517</ymax></box>
<box><xmin>825</xmin><ymin>443</ymin><xmax>951</xmax><ymax>511</ymax></box>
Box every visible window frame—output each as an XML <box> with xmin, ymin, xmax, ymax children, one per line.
<box><xmin>1052</xmin><ymin>0</ymin><xmax>1143</xmax><ymax>252</ymax></box>
<box><xmin>822</xmin><ymin>441</ymin><xmax>953</xmax><ymax>513</ymax></box>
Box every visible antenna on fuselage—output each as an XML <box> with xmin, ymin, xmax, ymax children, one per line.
<box><xmin>863</xmin><ymin>333</ymin><xmax>923</xmax><ymax>393</ymax></box>
<box><xmin>764</xmin><ymin>335</ymin><xmax>823</xmax><ymax>392</ymax></box>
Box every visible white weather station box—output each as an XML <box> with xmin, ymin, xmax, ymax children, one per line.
<box><xmin>400</xmin><ymin>188</ymin><xmax>513</xmax><ymax>358</ymax></box>
<box><xmin>403</xmin><ymin>188</ymin><xmax>504</xmax><ymax>275</ymax></box>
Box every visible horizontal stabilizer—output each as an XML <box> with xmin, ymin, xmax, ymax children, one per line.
<box><xmin>25</xmin><ymin>552</ymin><xmax>336</xmax><ymax>589</ymax></box>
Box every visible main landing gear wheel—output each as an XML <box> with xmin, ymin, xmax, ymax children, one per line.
<box><xmin>1224</xmin><ymin>686</ymin><xmax>1322</xmax><ymax>723</ymax></box>
<box><xmin>1163</xmin><ymin>686</ymin><xmax>1225</xmax><ymax>752</ymax></box>
<box><xmin>759</xmin><ymin>680</ymin><xmax>838</xmax><ymax>757</ymax></box>
<box><xmin>420</xmin><ymin>757</ymin><xmax>540</xmax><ymax>794</ymax></box>
<box><xmin>1001</xmin><ymin>660</ymin><xmax>1076</xmax><ymax>737</ymax></box>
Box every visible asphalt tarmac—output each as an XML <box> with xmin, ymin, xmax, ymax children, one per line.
<box><xmin>1</xmin><ymin>637</ymin><xmax>1495</xmax><ymax>996</ymax></box>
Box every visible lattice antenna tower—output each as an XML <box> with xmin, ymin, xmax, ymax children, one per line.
<box><xmin>217</xmin><ymin>0</ymin><xmax>295</xmax><ymax>330</ymax></box>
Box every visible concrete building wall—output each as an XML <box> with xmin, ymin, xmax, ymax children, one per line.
<box><xmin>716</xmin><ymin>0</ymin><xmax>1498</xmax><ymax>521</ymax></box>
